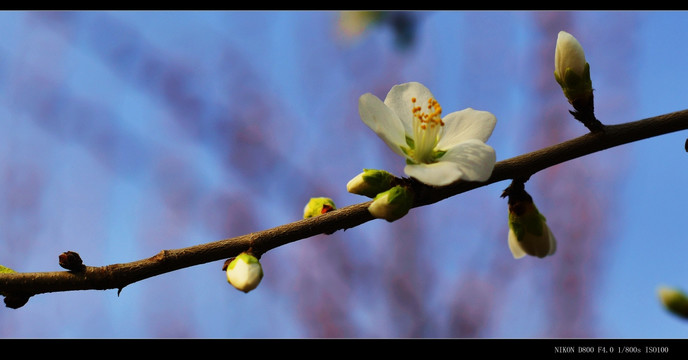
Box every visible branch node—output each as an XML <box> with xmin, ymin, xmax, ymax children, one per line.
<box><xmin>4</xmin><ymin>294</ymin><xmax>30</xmax><ymax>309</ymax></box>
<box><xmin>59</xmin><ymin>251</ymin><xmax>86</xmax><ymax>272</ymax></box>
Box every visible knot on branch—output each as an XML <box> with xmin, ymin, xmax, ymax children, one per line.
<box><xmin>4</xmin><ymin>294</ymin><xmax>30</xmax><ymax>309</ymax></box>
<box><xmin>59</xmin><ymin>251</ymin><xmax>86</xmax><ymax>272</ymax></box>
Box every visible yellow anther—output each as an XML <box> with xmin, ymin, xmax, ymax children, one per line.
<box><xmin>409</xmin><ymin>96</ymin><xmax>444</xmax><ymax>164</ymax></box>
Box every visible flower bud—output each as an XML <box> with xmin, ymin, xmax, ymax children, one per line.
<box><xmin>507</xmin><ymin>211</ymin><xmax>557</xmax><ymax>259</ymax></box>
<box><xmin>226</xmin><ymin>252</ymin><xmax>264</xmax><ymax>293</ymax></box>
<box><xmin>368</xmin><ymin>185</ymin><xmax>413</xmax><ymax>222</ymax></box>
<box><xmin>554</xmin><ymin>31</ymin><xmax>593</xmax><ymax>104</ymax></box>
<box><xmin>346</xmin><ymin>169</ymin><xmax>396</xmax><ymax>198</ymax></box>
<box><xmin>303</xmin><ymin>197</ymin><xmax>336</xmax><ymax>219</ymax></box>
<box><xmin>657</xmin><ymin>286</ymin><xmax>688</xmax><ymax>319</ymax></box>
<box><xmin>502</xmin><ymin>183</ymin><xmax>556</xmax><ymax>259</ymax></box>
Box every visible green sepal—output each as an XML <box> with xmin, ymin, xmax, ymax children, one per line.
<box><xmin>402</xmin><ymin>136</ymin><xmax>416</xmax><ymax>164</ymax></box>
<box><xmin>432</xmin><ymin>149</ymin><xmax>447</xmax><ymax>161</ymax></box>
<box><xmin>558</xmin><ymin>63</ymin><xmax>593</xmax><ymax>102</ymax></box>
<box><xmin>369</xmin><ymin>185</ymin><xmax>414</xmax><ymax>222</ymax></box>
<box><xmin>228</xmin><ymin>252</ymin><xmax>261</xmax><ymax>271</ymax></box>
<box><xmin>360</xmin><ymin>169</ymin><xmax>394</xmax><ymax>194</ymax></box>
<box><xmin>400</xmin><ymin>146</ymin><xmax>411</xmax><ymax>157</ymax></box>
<box><xmin>405</xmin><ymin>135</ymin><xmax>415</xmax><ymax>150</ymax></box>
<box><xmin>347</xmin><ymin>169</ymin><xmax>396</xmax><ymax>198</ymax></box>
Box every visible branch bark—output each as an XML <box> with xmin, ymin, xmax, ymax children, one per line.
<box><xmin>1</xmin><ymin>109</ymin><xmax>688</xmax><ymax>305</ymax></box>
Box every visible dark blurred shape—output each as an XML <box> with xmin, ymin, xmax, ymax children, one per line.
<box><xmin>338</xmin><ymin>11</ymin><xmax>418</xmax><ymax>51</ymax></box>
<box><xmin>4</xmin><ymin>294</ymin><xmax>30</xmax><ymax>309</ymax></box>
<box><xmin>383</xmin><ymin>12</ymin><xmax>417</xmax><ymax>50</ymax></box>
<box><xmin>657</xmin><ymin>286</ymin><xmax>688</xmax><ymax>319</ymax></box>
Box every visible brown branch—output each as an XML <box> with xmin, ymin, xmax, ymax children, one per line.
<box><xmin>1</xmin><ymin>109</ymin><xmax>688</xmax><ymax>305</ymax></box>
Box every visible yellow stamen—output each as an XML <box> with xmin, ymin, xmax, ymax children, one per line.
<box><xmin>410</xmin><ymin>97</ymin><xmax>444</xmax><ymax>163</ymax></box>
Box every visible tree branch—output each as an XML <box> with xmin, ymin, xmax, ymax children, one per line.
<box><xmin>1</xmin><ymin>109</ymin><xmax>688</xmax><ymax>305</ymax></box>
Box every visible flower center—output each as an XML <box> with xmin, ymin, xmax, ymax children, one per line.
<box><xmin>410</xmin><ymin>97</ymin><xmax>444</xmax><ymax>163</ymax></box>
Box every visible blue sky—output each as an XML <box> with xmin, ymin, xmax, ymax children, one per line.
<box><xmin>0</xmin><ymin>11</ymin><xmax>687</xmax><ymax>338</ymax></box>
<box><xmin>600</xmin><ymin>11</ymin><xmax>688</xmax><ymax>338</ymax></box>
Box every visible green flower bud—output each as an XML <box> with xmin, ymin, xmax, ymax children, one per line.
<box><xmin>226</xmin><ymin>252</ymin><xmax>264</xmax><ymax>293</ymax></box>
<box><xmin>368</xmin><ymin>185</ymin><xmax>413</xmax><ymax>222</ymax></box>
<box><xmin>303</xmin><ymin>197</ymin><xmax>336</xmax><ymax>219</ymax></box>
<box><xmin>657</xmin><ymin>286</ymin><xmax>688</xmax><ymax>319</ymax></box>
<box><xmin>507</xmin><ymin>204</ymin><xmax>557</xmax><ymax>259</ymax></box>
<box><xmin>346</xmin><ymin>169</ymin><xmax>396</xmax><ymax>198</ymax></box>
<box><xmin>554</xmin><ymin>31</ymin><xmax>593</xmax><ymax>104</ymax></box>
<box><xmin>502</xmin><ymin>182</ymin><xmax>556</xmax><ymax>259</ymax></box>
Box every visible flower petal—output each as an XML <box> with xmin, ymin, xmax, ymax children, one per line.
<box><xmin>403</xmin><ymin>139</ymin><xmax>496</xmax><ymax>186</ymax></box>
<box><xmin>383</xmin><ymin>82</ymin><xmax>435</xmax><ymax>135</ymax></box>
<box><xmin>404</xmin><ymin>161</ymin><xmax>464</xmax><ymax>186</ymax></box>
<box><xmin>508</xmin><ymin>227</ymin><xmax>527</xmax><ymax>259</ymax></box>
<box><xmin>436</xmin><ymin>108</ymin><xmax>496</xmax><ymax>149</ymax></box>
<box><xmin>438</xmin><ymin>139</ymin><xmax>496</xmax><ymax>182</ymax></box>
<box><xmin>358</xmin><ymin>93</ymin><xmax>408</xmax><ymax>157</ymax></box>
<box><xmin>555</xmin><ymin>31</ymin><xmax>586</xmax><ymax>79</ymax></box>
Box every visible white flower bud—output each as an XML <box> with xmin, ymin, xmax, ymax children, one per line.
<box><xmin>503</xmin><ymin>183</ymin><xmax>556</xmax><ymax>259</ymax></box>
<box><xmin>346</xmin><ymin>169</ymin><xmax>395</xmax><ymax>198</ymax></box>
<box><xmin>555</xmin><ymin>31</ymin><xmax>586</xmax><ymax>80</ymax></box>
<box><xmin>226</xmin><ymin>252</ymin><xmax>264</xmax><ymax>293</ymax></box>
<box><xmin>554</xmin><ymin>31</ymin><xmax>593</xmax><ymax>103</ymax></box>
<box><xmin>368</xmin><ymin>185</ymin><xmax>413</xmax><ymax>222</ymax></box>
<box><xmin>508</xmin><ymin>216</ymin><xmax>557</xmax><ymax>259</ymax></box>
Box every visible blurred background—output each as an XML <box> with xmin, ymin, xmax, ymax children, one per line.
<box><xmin>0</xmin><ymin>10</ymin><xmax>686</xmax><ymax>338</ymax></box>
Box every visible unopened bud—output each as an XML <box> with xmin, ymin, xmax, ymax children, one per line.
<box><xmin>554</xmin><ymin>31</ymin><xmax>592</xmax><ymax>103</ymax></box>
<box><xmin>59</xmin><ymin>251</ymin><xmax>85</xmax><ymax>272</ymax></box>
<box><xmin>502</xmin><ymin>182</ymin><xmax>556</xmax><ymax>259</ymax></box>
<box><xmin>303</xmin><ymin>197</ymin><xmax>336</xmax><ymax>219</ymax></box>
<box><xmin>657</xmin><ymin>286</ymin><xmax>688</xmax><ymax>319</ymax></box>
<box><xmin>368</xmin><ymin>185</ymin><xmax>414</xmax><ymax>222</ymax></box>
<box><xmin>346</xmin><ymin>169</ymin><xmax>396</xmax><ymax>198</ymax></box>
<box><xmin>226</xmin><ymin>252</ymin><xmax>264</xmax><ymax>293</ymax></box>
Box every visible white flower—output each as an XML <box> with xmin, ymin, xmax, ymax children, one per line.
<box><xmin>358</xmin><ymin>82</ymin><xmax>497</xmax><ymax>186</ymax></box>
<box><xmin>226</xmin><ymin>252</ymin><xmax>264</xmax><ymax>293</ymax></box>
